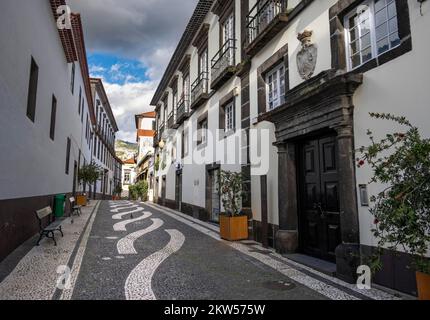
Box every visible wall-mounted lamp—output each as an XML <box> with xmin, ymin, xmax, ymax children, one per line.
<box><xmin>159</xmin><ymin>139</ymin><xmax>165</xmax><ymax>150</ymax></box>
<box><xmin>233</xmin><ymin>87</ymin><xmax>240</xmax><ymax>97</ymax></box>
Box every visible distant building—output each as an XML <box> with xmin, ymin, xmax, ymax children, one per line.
<box><xmin>90</xmin><ymin>78</ymin><xmax>120</xmax><ymax>199</ymax></box>
<box><xmin>122</xmin><ymin>157</ymin><xmax>137</xmax><ymax>198</ymax></box>
<box><xmin>135</xmin><ymin>111</ymin><xmax>156</xmax><ymax>200</ymax></box>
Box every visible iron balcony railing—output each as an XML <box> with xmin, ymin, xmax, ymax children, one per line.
<box><xmin>167</xmin><ymin>109</ymin><xmax>176</xmax><ymax>129</ymax></box>
<box><xmin>191</xmin><ymin>71</ymin><xmax>209</xmax><ymax>106</ymax></box>
<box><xmin>247</xmin><ymin>0</ymin><xmax>288</xmax><ymax>44</ymax></box>
<box><xmin>211</xmin><ymin>38</ymin><xmax>236</xmax><ymax>82</ymax></box>
<box><xmin>176</xmin><ymin>94</ymin><xmax>190</xmax><ymax>122</ymax></box>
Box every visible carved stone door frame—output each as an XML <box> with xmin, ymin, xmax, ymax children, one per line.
<box><xmin>260</xmin><ymin>70</ymin><xmax>363</xmax><ymax>282</ymax></box>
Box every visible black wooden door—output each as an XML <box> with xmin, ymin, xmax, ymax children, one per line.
<box><xmin>299</xmin><ymin>136</ymin><xmax>341</xmax><ymax>262</ymax></box>
<box><xmin>175</xmin><ymin>173</ymin><xmax>182</xmax><ymax>211</ymax></box>
<box><xmin>161</xmin><ymin>176</ymin><xmax>166</xmax><ymax>206</ymax></box>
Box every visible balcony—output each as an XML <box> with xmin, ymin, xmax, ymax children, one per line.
<box><xmin>190</xmin><ymin>72</ymin><xmax>210</xmax><ymax>110</ymax></box>
<box><xmin>168</xmin><ymin>109</ymin><xmax>179</xmax><ymax>129</ymax></box>
<box><xmin>245</xmin><ymin>0</ymin><xmax>289</xmax><ymax>57</ymax></box>
<box><xmin>154</xmin><ymin>122</ymin><xmax>165</xmax><ymax>147</ymax></box>
<box><xmin>176</xmin><ymin>95</ymin><xmax>191</xmax><ymax>125</ymax></box>
<box><xmin>159</xmin><ymin>122</ymin><xmax>165</xmax><ymax>138</ymax></box>
<box><xmin>211</xmin><ymin>38</ymin><xmax>237</xmax><ymax>90</ymax></box>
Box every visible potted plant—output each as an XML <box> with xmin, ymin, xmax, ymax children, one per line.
<box><xmin>136</xmin><ymin>180</ymin><xmax>149</xmax><ymax>202</ymax></box>
<box><xmin>114</xmin><ymin>184</ymin><xmax>123</xmax><ymax>200</ymax></box>
<box><xmin>78</xmin><ymin>162</ymin><xmax>102</xmax><ymax>206</ymax></box>
<box><xmin>219</xmin><ymin>170</ymin><xmax>248</xmax><ymax>241</ymax></box>
<box><xmin>129</xmin><ymin>185</ymin><xmax>138</xmax><ymax>201</ymax></box>
<box><xmin>358</xmin><ymin>113</ymin><xmax>430</xmax><ymax>300</ymax></box>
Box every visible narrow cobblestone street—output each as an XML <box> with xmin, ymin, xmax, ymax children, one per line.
<box><xmin>0</xmin><ymin>201</ymin><xmax>403</xmax><ymax>300</ymax></box>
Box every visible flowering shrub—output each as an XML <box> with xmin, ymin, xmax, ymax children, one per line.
<box><xmin>219</xmin><ymin>170</ymin><xmax>244</xmax><ymax>217</ymax></box>
<box><xmin>358</xmin><ymin>113</ymin><xmax>430</xmax><ymax>273</ymax></box>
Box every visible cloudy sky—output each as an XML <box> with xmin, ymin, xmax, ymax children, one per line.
<box><xmin>69</xmin><ymin>0</ymin><xmax>198</xmax><ymax>143</ymax></box>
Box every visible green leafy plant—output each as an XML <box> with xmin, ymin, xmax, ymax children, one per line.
<box><xmin>219</xmin><ymin>170</ymin><xmax>244</xmax><ymax>217</ymax></box>
<box><xmin>154</xmin><ymin>156</ymin><xmax>160</xmax><ymax>172</ymax></box>
<box><xmin>129</xmin><ymin>185</ymin><xmax>138</xmax><ymax>200</ymax></box>
<box><xmin>135</xmin><ymin>180</ymin><xmax>149</xmax><ymax>201</ymax></box>
<box><xmin>114</xmin><ymin>184</ymin><xmax>123</xmax><ymax>197</ymax></box>
<box><xmin>78</xmin><ymin>162</ymin><xmax>102</xmax><ymax>194</ymax></box>
<box><xmin>129</xmin><ymin>180</ymin><xmax>149</xmax><ymax>201</ymax></box>
<box><xmin>357</xmin><ymin>113</ymin><xmax>430</xmax><ymax>274</ymax></box>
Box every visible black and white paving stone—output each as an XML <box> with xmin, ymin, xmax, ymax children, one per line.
<box><xmin>0</xmin><ymin>200</ymin><xmax>401</xmax><ymax>300</ymax></box>
<box><xmin>70</xmin><ymin>201</ymin><xmax>329</xmax><ymax>300</ymax></box>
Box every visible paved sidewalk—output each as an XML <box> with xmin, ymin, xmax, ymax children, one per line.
<box><xmin>0</xmin><ymin>201</ymin><xmax>100</xmax><ymax>300</ymax></box>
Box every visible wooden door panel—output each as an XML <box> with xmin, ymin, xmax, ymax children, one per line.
<box><xmin>300</xmin><ymin>135</ymin><xmax>341</xmax><ymax>262</ymax></box>
<box><xmin>327</xmin><ymin>224</ymin><xmax>341</xmax><ymax>256</ymax></box>
<box><xmin>323</xmin><ymin>181</ymin><xmax>339</xmax><ymax>212</ymax></box>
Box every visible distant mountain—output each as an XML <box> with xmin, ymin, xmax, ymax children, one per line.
<box><xmin>115</xmin><ymin>140</ymin><xmax>138</xmax><ymax>161</ymax></box>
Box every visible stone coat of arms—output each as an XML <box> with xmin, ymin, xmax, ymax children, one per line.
<box><xmin>296</xmin><ymin>30</ymin><xmax>318</xmax><ymax>80</ymax></box>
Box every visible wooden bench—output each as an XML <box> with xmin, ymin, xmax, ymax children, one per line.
<box><xmin>69</xmin><ymin>197</ymin><xmax>82</xmax><ymax>224</ymax></box>
<box><xmin>35</xmin><ymin>207</ymin><xmax>64</xmax><ymax>246</ymax></box>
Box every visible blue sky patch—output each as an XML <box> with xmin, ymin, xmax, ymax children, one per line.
<box><xmin>88</xmin><ymin>52</ymin><xmax>149</xmax><ymax>85</ymax></box>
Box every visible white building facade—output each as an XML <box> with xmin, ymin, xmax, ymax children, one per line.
<box><xmin>0</xmin><ymin>0</ymin><xmax>121</xmax><ymax>262</ymax></box>
<box><xmin>122</xmin><ymin>158</ymin><xmax>137</xmax><ymax>198</ymax></box>
<box><xmin>90</xmin><ymin>78</ymin><xmax>121</xmax><ymax>199</ymax></box>
<box><xmin>151</xmin><ymin>0</ymin><xmax>430</xmax><ymax>296</ymax></box>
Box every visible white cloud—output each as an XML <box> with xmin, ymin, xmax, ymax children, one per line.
<box><xmin>68</xmin><ymin>0</ymin><xmax>199</xmax><ymax>143</ymax></box>
<box><xmin>103</xmin><ymin>80</ymin><xmax>157</xmax><ymax>142</ymax></box>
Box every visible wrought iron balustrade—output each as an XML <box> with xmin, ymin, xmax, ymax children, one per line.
<box><xmin>247</xmin><ymin>0</ymin><xmax>288</xmax><ymax>45</ymax></box>
<box><xmin>191</xmin><ymin>72</ymin><xmax>209</xmax><ymax>107</ymax></box>
<box><xmin>211</xmin><ymin>38</ymin><xmax>236</xmax><ymax>83</ymax></box>
<box><xmin>176</xmin><ymin>95</ymin><xmax>190</xmax><ymax>123</ymax></box>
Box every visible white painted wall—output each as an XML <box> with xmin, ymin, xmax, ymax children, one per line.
<box><xmin>354</xmin><ymin>0</ymin><xmax>430</xmax><ymax>248</ymax></box>
<box><xmin>0</xmin><ymin>0</ymin><xmax>92</xmax><ymax>200</ymax></box>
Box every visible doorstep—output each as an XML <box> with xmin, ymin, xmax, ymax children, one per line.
<box><xmin>283</xmin><ymin>254</ymin><xmax>337</xmax><ymax>277</ymax></box>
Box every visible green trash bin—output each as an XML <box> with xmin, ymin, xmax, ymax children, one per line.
<box><xmin>54</xmin><ymin>194</ymin><xmax>66</xmax><ymax>218</ymax></box>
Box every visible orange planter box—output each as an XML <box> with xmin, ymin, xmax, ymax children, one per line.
<box><xmin>219</xmin><ymin>215</ymin><xmax>248</xmax><ymax>241</ymax></box>
<box><xmin>417</xmin><ymin>271</ymin><xmax>430</xmax><ymax>300</ymax></box>
<box><xmin>76</xmin><ymin>195</ymin><xmax>87</xmax><ymax>206</ymax></box>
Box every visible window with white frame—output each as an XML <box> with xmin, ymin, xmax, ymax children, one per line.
<box><xmin>266</xmin><ymin>63</ymin><xmax>285</xmax><ymax>111</ymax></box>
<box><xmin>344</xmin><ymin>0</ymin><xmax>400</xmax><ymax>70</ymax></box>
<box><xmin>183</xmin><ymin>130</ymin><xmax>189</xmax><ymax>156</ymax></box>
<box><xmin>225</xmin><ymin>101</ymin><xmax>235</xmax><ymax>132</ymax></box>
<box><xmin>200</xmin><ymin>119</ymin><xmax>208</xmax><ymax>144</ymax></box>
<box><xmin>202</xmin><ymin>120</ymin><xmax>208</xmax><ymax>144</ymax></box>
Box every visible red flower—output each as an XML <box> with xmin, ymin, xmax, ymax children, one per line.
<box><xmin>374</xmin><ymin>218</ymin><xmax>379</xmax><ymax>225</ymax></box>
<box><xmin>357</xmin><ymin>160</ymin><xmax>365</xmax><ymax>167</ymax></box>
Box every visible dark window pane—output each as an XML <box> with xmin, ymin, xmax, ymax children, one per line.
<box><xmin>361</xmin><ymin>47</ymin><xmax>372</xmax><ymax>63</ymax></box>
<box><xmin>389</xmin><ymin>17</ymin><xmax>398</xmax><ymax>33</ymax></box>
<box><xmin>26</xmin><ymin>57</ymin><xmax>39</xmax><ymax>122</ymax></box>
<box><xmin>351</xmin><ymin>54</ymin><xmax>361</xmax><ymax>68</ymax></box>
<box><xmin>388</xmin><ymin>1</ymin><xmax>397</xmax><ymax>19</ymax></box>
<box><xmin>390</xmin><ymin>32</ymin><xmax>400</xmax><ymax>47</ymax></box>
<box><xmin>66</xmin><ymin>138</ymin><xmax>71</xmax><ymax>175</ymax></box>
<box><xmin>50</xmin><ymin>95</ymin><xmax>57</xmax><ymax>141</ymax></box>
<box><xmin>376</xmin><ymin>22</ymin><xmax>388</xmax><ymax>41</ymax></box>
<box><xmin>375</xmin><ymin>0</ymin><xmax>386</xmax><ymax>12</ymax></box>
<box><xmin>350</xmin><ymin>26</ymin><xmax>359</xmax><ymax>42</ymax></box>
<box><xmin>377</xmin><ymin>37</ymin><xmax>389</xmax><ymax>54</ymax></box>
<box><xmin>361</xmin><ymin>33</ymin><xmax>371</xmax><ymax>49</ymax></box>
<box><xmin>375</xmin><ymin>7</ymin><xmax>387</xmax><ymax>27</ymax></box>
